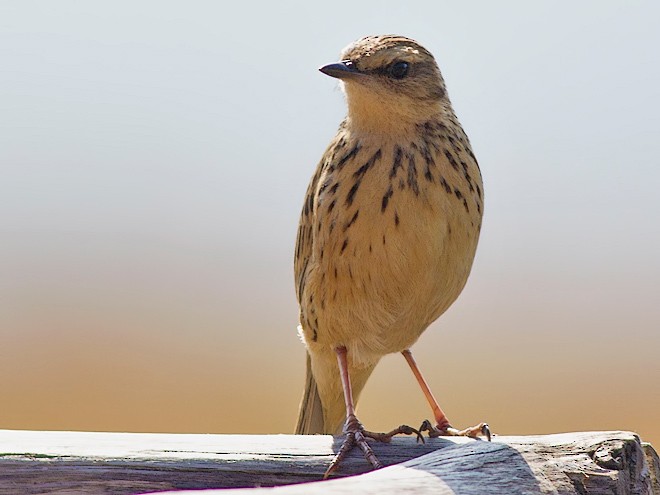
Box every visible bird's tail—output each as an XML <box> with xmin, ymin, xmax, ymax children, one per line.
<box><xmin>295</xmin><ymin>353</ymin><xmax>325</xmax><ymax>434</ymax></box>
<box><xmin>295</xmin><ymin>352</ymin><xmax>377</xmax><ymax>435</ymax></box>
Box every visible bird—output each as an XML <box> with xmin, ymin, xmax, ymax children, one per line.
<box><xmin>293</xmin><ymin>35</ymin><xmax>489</xmax><ymax>478</ymax></box>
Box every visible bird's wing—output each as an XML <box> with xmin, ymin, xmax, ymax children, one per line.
<box><xmin>294</xmin><ymin>353</ymin><xmax>325</xmax><ymax>434</ymax></box>
<box><xmin>295</xmin><ymin>122</ymin><xmax>348</xmax><ymax>305</ymax></box>
<box><xmin>294</xmin><ymin>163</ymin><xmax>322</xmax><ymax>306</ymax></box>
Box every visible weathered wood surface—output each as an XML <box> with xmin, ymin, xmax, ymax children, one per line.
<box><xmin>0</xmin><ymin>429</ymin><xmax>657</xmax><ymax>494</ymax></box>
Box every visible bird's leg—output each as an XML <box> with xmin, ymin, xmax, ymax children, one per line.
<box><xmin>401</xmin><ymin>349</ymin><xmax>491</xmax><ymax>441</ymax></box>
<box><xmin>324</xmin><ymin>346</ymin><xmax>422</xmax><ymax>479</ymax></box>
<box><xmin>324</xmin><ymin>346</ymin><xmax>379</xmax><ymax>479</ymax></box>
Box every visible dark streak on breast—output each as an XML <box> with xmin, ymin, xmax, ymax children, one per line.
<box><xmin>343</xmin><ymin>210</ymin><xmax>360</xmax><ymax>232</ymax></box>
<box><xmin>440</xmin><ymin>177</ymin><xmax>452</xmax><ymax>194</ymax></box>
<box><xmin>390</xmin><ymin>146</ymin><xmax>403</xmax><ymax>179</ymax></box>
<box><xmin>444</xmin><ymin>149</ymin><xmax>459</xmax><ymax>170</ymax></box>
<box><xmin>407</xmin><ymin>152</ymin><xmax>419</xmax><ymax>195</ymax></box>
<box><xmin>381</xmin><ymin>185</ymin><xmax>394</xmax><ymax>212</ymax></box>
<box><xmin>346</xmin><ymin>149</ymin><xmax>382</xmax><ymax>206</ymax></box>
<box><xmin>335</xmin><ymin>143</ymin><xmax>361</xmax><ymax>172</ymax></box>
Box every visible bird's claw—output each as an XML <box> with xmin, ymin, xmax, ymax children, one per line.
<box><xmin>324</xmin><ymin>429</ymin><xmax>380</xmax><ymax>479</ymax></box>
<box><xmin>481</xmin><ymin>423</ymin><xmax>492</xmax><ymax>441</ymax></box>
<box><xmin>324</xmin><ymin>416</ymin><xmax>423</xmax><ymax>479</ymax></box>
<box><xmin>419</xmin><ymin>419</ymin><xmax>491</xmax><ymax>441</ymax></box>
<box><xmin>364</xmin><ymin>424</ymin><xmax>425</xmax><ymax>444</ymax></box>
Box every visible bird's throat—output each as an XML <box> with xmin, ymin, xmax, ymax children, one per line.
<box><xmin>344</xmin><ymin>87</ymin><xmax>444</xmax><ymax>137</ymax></box>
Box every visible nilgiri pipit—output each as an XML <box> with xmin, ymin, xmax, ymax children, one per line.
<box><xmin>294</xmin><ymin>35</ymin><xmax>489</xmax><ymax>477</ymax></box>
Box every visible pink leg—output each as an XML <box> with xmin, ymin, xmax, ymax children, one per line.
<box><xmin>402</xmin><ymin>349</ymin><xmax>491</xmax><ymax>440</ymax></box>
<box><xmin>324</xmin><ymin>346</ymin><xmax>421</xmax><ymax>479</ymax></box>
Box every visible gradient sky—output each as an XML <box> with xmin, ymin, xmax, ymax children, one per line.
<box><xmin>1</xmin><ymin>1</ymin><xmax>659</xmax><ymax>449</ymax></box>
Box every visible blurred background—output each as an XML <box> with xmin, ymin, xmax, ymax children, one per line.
<box><xmin>1</xmin><ymin>1</ymin><xmax>659</xmax><ymax>448</ymax></box>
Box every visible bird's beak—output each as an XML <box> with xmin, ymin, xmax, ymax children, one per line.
<box><xmin>319</xmin><ymin>60</ymin><xmax>362</xmax><ymax>80</ymax></box>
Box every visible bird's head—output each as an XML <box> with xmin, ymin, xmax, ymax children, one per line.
<box><xmin>320</xmin><ymin>35</ymin><xmax>450</xmax><ymax>134</ymax></box>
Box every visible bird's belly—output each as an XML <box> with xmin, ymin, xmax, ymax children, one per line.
<box><xmin>303</xmin><ymin>192</ymin><xmax>479</xmax><ymax>367</ymax></box>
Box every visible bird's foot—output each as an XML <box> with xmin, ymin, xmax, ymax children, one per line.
<box><xmin>324</xmin><ymin>415</ymin><xmax>423</xmax><ymax>479</ymax></box>
<box><xmin>419</xmin><ymin>419</ymin><xmax>491</xmax><ymax>441</ymax></box>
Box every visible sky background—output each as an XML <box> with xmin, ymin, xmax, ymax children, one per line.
<box><xmin>1</xmin><ymin>1</ymin><xmax>659</xmax><ymax>449</ymax></box>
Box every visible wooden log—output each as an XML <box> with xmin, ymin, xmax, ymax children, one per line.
<box><xmin>0</xmin><ymin>429</ymin><xmax>657</xmax><ymax>494</ymax></box>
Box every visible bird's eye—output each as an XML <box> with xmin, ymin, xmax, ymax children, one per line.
<box><xmin>388</xmin><ymin>61</ymin><xmax>409</xmax><ymax>79</ymax></box>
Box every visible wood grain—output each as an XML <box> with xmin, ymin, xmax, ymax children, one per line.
<box><xmin>0</xmin><ymin>429</ymin><xmax>657</xmax><ymax>494</ymax></box>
